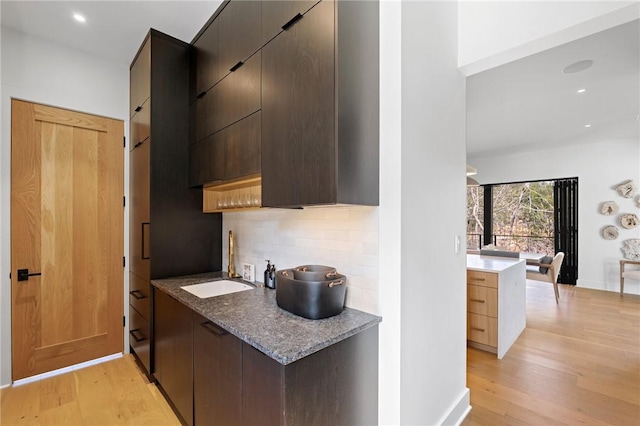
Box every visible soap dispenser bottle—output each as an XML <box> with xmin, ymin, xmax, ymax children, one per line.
<box><xmin>264</xmin><ymin>260</ymin><xmax>275</xmax><ymax>289</ymax></box>
<box><xmin>270</xmin><ymin>264</ymin><xmax>277</xmax><ymax>289</ymax></box>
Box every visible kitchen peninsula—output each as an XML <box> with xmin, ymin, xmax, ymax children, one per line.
<box><xmin>151</xmin><ymin>273</ymin><xmax>381</xmax><ymax>426</ymax></box>
<box><xmin>466</xmin><ymin>254</ymin><xmax>526</xmax><ymax>359</ymax></box>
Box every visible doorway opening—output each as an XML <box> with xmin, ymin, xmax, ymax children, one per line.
<box><xmin>467</xmin><ymin>177</ymin><xmax>578</xmax><ymax>284</ymax></box>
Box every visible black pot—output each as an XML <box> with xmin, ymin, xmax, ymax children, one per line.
<box><xmin>292</xmin><ymin>264</ymin><xmax>338</xmax><ymax>281</ymax></box>
<box><xmin>276</xmin><ymin>269</ymin><xmax>346</xmax><ymax>320</ymax></box>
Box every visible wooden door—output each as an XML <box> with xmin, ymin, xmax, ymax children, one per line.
<box><xmin>11</xmin><ymin>99</ymin><xmax>124</xmax><ymax>381</ymax></box>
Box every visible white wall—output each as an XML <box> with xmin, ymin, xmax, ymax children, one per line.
<box><xmin>222</xmin><ymin>207</ymin><xmax>379</xmax><ymax>313</ymax></box>
<box><xmin>468</xmin><ymin>138</ymin><xmax>640</xmax><ymax>295</ymax></box>
<box><xmin>400</xmin><ymin>1</ymin><xmax>469</xmax><ymax>424</ymax></box>
<box><xmin>0</xmin><ymin>27</ymin><xmax>129</xmax><ymax>386</ymax></box>
<box><xmin>378</xmin><ymin>0</ymin><xmax>402</xmax><ymax>423</ymax></box>
<box><xmin>458</xmin><ymin>1</ymin><xmax>639</xmax><ymax>75</ymax></box>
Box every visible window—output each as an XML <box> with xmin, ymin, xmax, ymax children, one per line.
<box><xmin>467</xmin><ymin>178</ymin><xmax>578</xmax><ymax>284</ymax></box>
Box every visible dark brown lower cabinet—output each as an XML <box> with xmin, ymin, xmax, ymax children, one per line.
<box><xmin>129</xmin><ymin>305</ymin><xmax>150</xmax><ymax>374</ymax></box>
<box><xmin>193</xmin><ymin>313</ymin><xmax>242</xmax><ymax>426</ymax></box>
<box><xmin>154</xmin><ymin>288</ymin><xmax>378</xmax><ymax>426</ymax></box>
<box><xmin>242</xmin><ymin>326</ymin><xmax>379</xmax><ymax>426</ymax></box>
<box><xmin>154</xmin><ymin>289</ymin><xmax>194</xmax><ymax>426</ymax></box>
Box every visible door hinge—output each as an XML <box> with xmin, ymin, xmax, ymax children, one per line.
<box><xmin>123</xmin><ymin>315</ymin><xmax>126</xmax><ymax>327</ymax></box>
<box><xmin>123</xmin><ymin>136</ymin><xmax>126</xmax><ymax>148</ymax></box>
<box><xmin>123</xmin><ymin>196</ymin><xmax>126</xmax><ymax>207</ymax></box>
<box><xmin>123</xmin><ymin>256</ymin><xmax>126</xmax><ymax>267</ymax></box>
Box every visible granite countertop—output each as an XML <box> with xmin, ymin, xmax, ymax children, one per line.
<box><xmin>151</xmin><ymin>272</ymin><xmax>382</xmax><ymax>365</ymax></box>
<box><xmin>467</xmin><ymin>254</ymin><xmax>525</xmax><ymax>273</ymax></box>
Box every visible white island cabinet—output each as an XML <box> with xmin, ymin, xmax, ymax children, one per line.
<box><xmin>466</xmin><ymin>254</ymin><xmax>526</xmax><ymax>359</ymax></box>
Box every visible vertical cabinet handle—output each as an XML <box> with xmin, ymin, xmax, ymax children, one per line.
<box><xmin>141</xmin><ymin>222</ymin><xmax>150</xmax><ymax>260</ymax></box>
<box><xmin>281</xmin><ymin>13</ymin><xmax>303</xmax><ymax>30</ymax></box>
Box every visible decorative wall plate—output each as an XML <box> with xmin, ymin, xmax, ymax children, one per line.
<box><xmin>620</xmin><ymin>213</ymin><xmax>639</xmax><ymax>229</ymax></box>
<box><xmin>622</xmin><ymin>239</ymin><xmax>640</xmax><ymax>261</ymax></box>
<box><xmin>602</xmin><ymin>225</ymin><xmax>619</xmax><ymax>240</ymax></box>
<box><xmin>600</xmin><ymin>201</ymin><xmax>619</xmax><ymax>215</ymax></box>
<box><xmin>616</xmin><ymin>180</ymin><xmax>637</xmax><ymax>198</ymax></box>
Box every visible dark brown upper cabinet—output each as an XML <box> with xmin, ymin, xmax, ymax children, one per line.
<box><xmin>189</xmin><ymin>111</ymin><xmax>261</xmax><ymax>187</ymax></box>
<box><xmin>261</xmin><ymin>0</ymin><xmax>320</xmax><ymax>45</ymax></box>
<box><xmin>261</xmin><ymin>0</ymin><xmax>379</xmax><ymax>207</ymax></box>
<box><xmin>218</xmin><ymin>1</ymin><xmax>262</xmax><ymax>78</ymax></box>
<box><xmin>192</xmin><ymin>18</ymin><xmax>219</xmax><ymax>99</ymax></box>
<box><xmin>193</xmin><ymin>51</ymin><xmax>261</xmax><ymax>143</ymax></box>
<box><xmin>130</xmin><ymin>38</ymin><xmax>150</xmax><ymax>118</ymax></box>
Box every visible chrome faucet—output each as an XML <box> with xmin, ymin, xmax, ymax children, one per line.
<box><xmin>228</xmin><ymin>230</ymin><xmax>241</xmax><ymax>278</ymax></box>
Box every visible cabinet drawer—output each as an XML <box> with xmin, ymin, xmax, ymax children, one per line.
<box><xmin>467</xmin><ymin>284</ymin><xmax>497</xmax><ymax>317</ymax></box>
<box><xmin>129</xmin><ymin>305</ymin><xmax>151</xmax><ymax>373</ymax></box>
<box><xmin>129</xmin><ymin>272</ymin><xmax>151</xmax><ymax>320</ymax></box>
<box><xmin>130</xmin><ymin>99</ymin><xmax>150</xmax><ymax>150</ymax></box>
<box><xmin>467</xmin><ymin>270</ymin><xmax>498</xmax><ymax>288</ymax></box>
<box><xmin>467</xmin><ymin>313</ymin><xmax>497</xmax><ymax>347</ymax></box>
<box><xmin>194</xmin><ymin>51</ymin><xmax>261</xmax><ymax>142</ymax></box>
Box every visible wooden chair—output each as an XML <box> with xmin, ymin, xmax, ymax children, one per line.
<box><xmin>620</xmin><ymin>260</ymin><xmax>640</xmax><ymax>296</ymax></box>
<box><xmin>526</xmin><ymin>252</ymin><xmax>565</xmax><ymax>304</ymax></box>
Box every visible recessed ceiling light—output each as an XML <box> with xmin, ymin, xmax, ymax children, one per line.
<box><xmin>73</xmin><ymin>13</ymin><xmax>86</xmax><ymax>23</ymax></box>
<box><xmin>577</xmin><ymin>88</ymin><xmax>587</xmax><ymax>94</ymax></box>
<box><xmin>562</xmin><ymin>60</ymin><xmax>593</xmax><ymax>74</ymax></box>
<box><xmin>584</xmin><ymin>124</ymin><xmax>592</xmax><ymax>128</ymax></box>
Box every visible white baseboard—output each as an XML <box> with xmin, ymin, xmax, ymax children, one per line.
<box><xmin>11</xmin><ymin>353</ymin><xmax>123</xmax><ymax>387</ymax></box>
<box><xmin>438</xmin><ymin>387</ymin><xmax>471</xmax><ymax>426</ymax></box>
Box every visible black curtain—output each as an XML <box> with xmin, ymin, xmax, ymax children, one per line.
<box><xmin>553</xmin><ymin>178</ymin><xmax>578</xmax><ymax>284</ymax></box>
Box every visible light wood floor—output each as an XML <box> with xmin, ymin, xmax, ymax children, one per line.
<box><xmin>462</xmin><ymin>280</ymin><xmax>640</xmax><ymax>426</ymax></box>
<box><xmin>0</xmin><ymin>354</ymin><xmax>180</xmax><ymax>425</ymax></box>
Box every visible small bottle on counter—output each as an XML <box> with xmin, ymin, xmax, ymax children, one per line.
<box><xmin>270</xmin><ymin>264</ymin><xmax>277</xmax><ymax>289</ymax></box>
<box><xmin>264</xmin><ymin>260</ymin><xmax>276</xmax><ymax>289</ymax></box>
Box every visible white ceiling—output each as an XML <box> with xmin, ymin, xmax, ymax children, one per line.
<box><xmin>1</xmin><ymin>1</ymin><xmax>224</xmax><ymax>66</ymax></box>
<box><xmin>467</xmin><ymin>19</ymin><xmax>640</xmax><ymax>157</ymax></box>
<box><xmin>2</xmin><ymin>2</ymin><xmax>638</xmax><ymax>157</ymax></box>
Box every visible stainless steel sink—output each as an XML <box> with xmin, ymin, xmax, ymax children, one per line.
<box><xmin>180</xmin><ymin>280</ymin><xmax>254</xmax><ymax>299</ymax></box>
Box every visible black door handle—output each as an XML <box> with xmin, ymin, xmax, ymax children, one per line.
<box><xmin>17</xmin><ymin>268</ymin><xmax>41</xmax><ymax>282</ymax></box>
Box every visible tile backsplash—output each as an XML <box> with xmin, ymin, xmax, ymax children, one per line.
<box><xmin>222</xmin><ymin>206</ymin><xmax>379</xmax><ymax>314</ymax></box>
